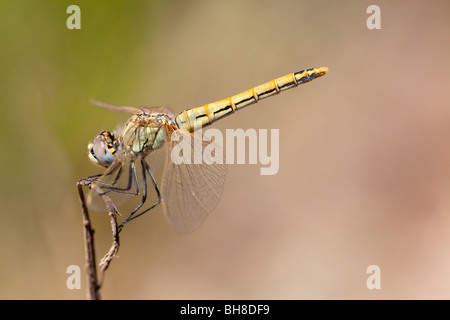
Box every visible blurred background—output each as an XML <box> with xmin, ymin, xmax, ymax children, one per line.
<box><xmin>1</xmin><ymin>0</ymin><xmax>450</xmax><ymax>299</ymax></box>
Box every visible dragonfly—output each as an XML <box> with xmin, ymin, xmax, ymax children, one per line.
<box><xmin>80</xmin><ymin>66</ymin><xmax>328</xmax><ymax>234</ymax></box>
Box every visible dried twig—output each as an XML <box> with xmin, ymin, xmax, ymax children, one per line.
<box><xmin>90</xmin><ymin>184</ymin><xmax>120</xmax><ymax>273</ymax></box>
<box><xmin>77</xmin><ymin>179</ymin><xmax>121</xmax><ymax>300</ymax></box>
<box><xmin>77</xmin><ymin>179</ymin><xmax>100</xmax><ymax>300</ymax></box>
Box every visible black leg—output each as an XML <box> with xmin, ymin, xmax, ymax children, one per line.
<box><xmin>97</xmin><ymin>160</ymin><xmax>140</xmax><ymax>196</ymax></box>
<box><xmin>117</xmin><ymin>159</ymin><xmax>162</xmax><ymax>232</ymax></box>
<box><xmin>118</xmin><ymin>158</ymin><xmax>148</xmax><ymax>230</ymax></box>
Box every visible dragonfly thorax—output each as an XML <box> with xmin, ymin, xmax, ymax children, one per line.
<box><xmin>120</xmin><ymin>112</ymin><xmax>176</xmax><ymax>157</ymax></box>
<box><xmin>88</xmin><ymin>112</ymin><xmax>177</xmax><ymax>168</ymax></box>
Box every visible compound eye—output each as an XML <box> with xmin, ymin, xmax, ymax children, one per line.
<box><xmin>88</xmin><ymin>131</ymin><xmax>117</xmax><ymax>167</ymax></box>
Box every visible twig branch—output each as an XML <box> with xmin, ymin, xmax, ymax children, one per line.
<box><xmin>77</xmin><ymin>179</ymin><xmax>121</xmax><ymax>300</ymax></box>
<box><xmin>90</xmin><ymin>183</ymin><xmax>120</xmax><ymax>273</ymax></box>
<box><xmin>77</xmin><ymin>180</ymin><xmax>101</xmax><ymax>300</ymax></box>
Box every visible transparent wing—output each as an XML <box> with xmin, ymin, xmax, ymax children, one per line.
<box><xmin>86</xmin><ymin>150</ymin><xmax>163</xmax><ymax>221</ymax></box>
<box><xmin>161</xmin><ymin>129</ymin><xmax>228</xmax><ymax>234</ymax></box>
<box><xmin>90</xmin><ymin>99</ymin><xmax>176</xmax><ymax>119</ymax></box>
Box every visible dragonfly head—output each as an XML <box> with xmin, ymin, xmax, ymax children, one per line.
<box><xmin>88</xmin><ymin>131</ymin><xmax>119</xmax><ymax>167</ymax></box>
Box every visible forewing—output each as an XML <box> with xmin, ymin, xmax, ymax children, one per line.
<box><xmin>90</xmin><ymin>99</ymin><xmax>175</xmax><ymax>119</ymax></box>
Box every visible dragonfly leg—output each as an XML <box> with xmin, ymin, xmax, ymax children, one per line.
<box><xmin>98</xmin><ymin>161</ymin><xmax>140</xmax><ymax>196</ymax></box>
<box><xmin>118</xmin><ymin>159</ymin><xmax>161</xmax><ymax>232</ymax></box>
<box><xmin>78</xmin><ymin>173</ymin><xmax>102</xmax><ymax>187</ymax></box>
<box><xmin>118</xmin><ymin>159</ymin><xmax>147</xmax><ymax>230</ymax></box>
